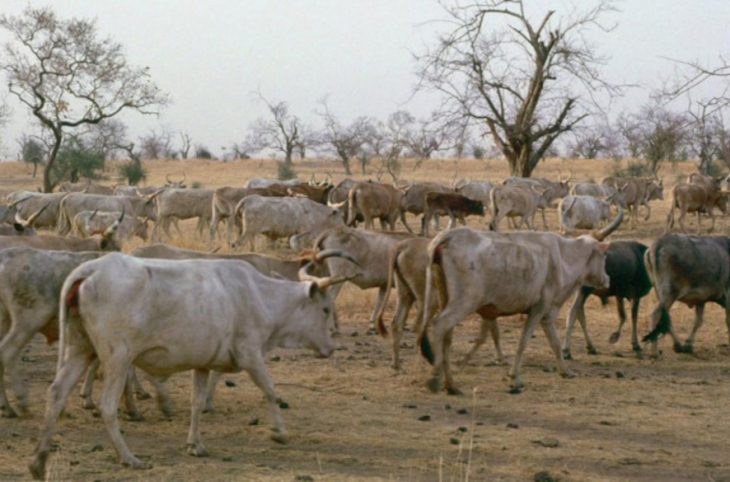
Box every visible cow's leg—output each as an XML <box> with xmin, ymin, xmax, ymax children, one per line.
<box><xmin>368</xmin><ymin>286</ymin><xmax>388</xmax><ymax>334</ymax></box>
<box><xmin>447</xmin><ymin>212</ymin><xmax>457</xmax><ymax>230</ymax></box>
<box><xmin>696</xmin><ymin>210</ymin><xmax>703</xmax><ymax>234</ymax></box>
<box><xmin>0</xmin><ymin>317</ymin><xmax>37</xmax><ymax>417</ymax></box>
<box><xmin>678</xmin><ymin>208</ymin><xmax>687</xmax><ymax>233</ymax></box>
<box><xmin>708</xmin><ymin>210</ymin><xmax>716</xmax><ymax>233</ymax></box>
<box><xmin>643</xmin><ymin>201</ymin><xmax>651</xmax><ymax>221</ymax></box>
<box><xmin>29</xmin><ymin>340</ymin><xmax>95</xmax><ymax>480</ymax></box>
<box><xmin>508</xmin><ymin>310</ymin><xmax>544</xmax><ymax>393</ymax></box>
<box><xmin>187</xmin><ymin>369</ymin><xmax>210</xmax><ymax>457</ymax></box>
<box><xmin>245</xmin><ymin>354</ymin><xmax>287</xmax><ymax>444</ymax></box>
<box><xmin>325</xmin><ymin>282</ymin><xmax>346</xmax><ymax>332</ymax></box>
<box><xmin>682</xmin><ymin>303</ymin><xmax>706</xmax><ymax>353</ymax></box>
<box><xmin>390</xmin><ymin>285</ymin><xmax>414</xmax><ymax>370</ymax></box>
<box><xmin>541</xmin><ymin>207</ymin><xmax>548</xmax><ymax>229</ymax></box>
<box><xmin>630</xmin><ymin>297</ymin><xmax>642</xmax><ymax>355</ymax></box>
<box><xmin>562</xmin><ymin>289</ymin><xmax>587</xmax><ymax>360</ymax></box>
<box><xmin>460</xmin><ymin>317</ymin><xmax>503</xmax><ymax>366</ymax></box>
<box><xmin>648</xmin><ymin>302</ymin><xmax>684</xmax><ymax>356</ymax></box>
<box><xmin>98</xmin><ymin>354</ymin><xmax>150</xmax><ymax>469</ymax></box>
<box><xmin>425</xmin><ymin>304</ymin><xmax>472</xmax><ymax>394</ymax></box>
<box><xmin>541</xmin><ymin>314</ymin><xmax>575</xmax><ymax>379</ymax></box>
<box><xmin>441</xmin><ymin>327</ymin><xmax>461</xmax><ymax>395</ymax></box>
<box><xmin>209</xmin><ymin>210</ymin><xmax>221</xmax><ymax>246</ymax></box>
<box><xmin>609</xmin><ymin>296</ymin><xmax>627</xmax><ymax>343</ymax></box>
<box><xmin>122</xmin><ymin>368</ymin><xmax>144</xmax><ymax>421</ymax></box>
<box><xmin>130</xmin><ymin>367</ymin><xmax>151</xmax><ymax>400</ymax></box>
<box><xmin>203</xmin><ymin>370</ymin><xmax>221</xmax><ymax>413</ymax></box>
<box><xmin>399</xmin><ymin>210</ymin><xmax>413</xmax><ymax>233</ymax></box>
<box><xmin>724</xmin><ymin>296</ymin><xmax>730</xmax><ymax>346</ymax></box>
<box><xmin>80</xmin><ymin>358</ymin><xmax>99</xmax><ymax>409</ymax></box>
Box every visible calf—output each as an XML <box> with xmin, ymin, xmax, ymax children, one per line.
<box><xmin>561</xmin><ymin>241</ymin><xmax>652</xmax><ymax>359</ymax></box>
<box><xmin>29</xmin><ymin>253</ymin><xmax>354</xmax><ymax>477</ymax></box>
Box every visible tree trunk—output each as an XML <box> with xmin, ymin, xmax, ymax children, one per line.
<box><xmin>42</xmin><ymin>132</ymin><xmax>63</xmax><ymax>193</ymax></box>
<box><xmin>32</xmin><ymin>162</ymin><xmax>37</xmax><ymax>178</ymax></box>
<box><xmin>341</xmin><ymin>156</ymin><xmax>352</xmax><ymax>175</ymax></box>
<box><xmin>284</xmin><ymin>147</ymin><xmax>294</xmax><ymax>167</ymax></box>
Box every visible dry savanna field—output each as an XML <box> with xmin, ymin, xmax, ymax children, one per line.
<box><xmin>1</xmin><ymin>156</ymin><xmax>730</xmax><ymax>482</ymax></box>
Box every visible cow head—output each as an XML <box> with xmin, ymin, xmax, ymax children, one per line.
<box><xmin>579</xmin><ymin>208</ymin><xmax>624</xmax><ymax>289</ymax></box>
<box><xmin>646</xmin><ymin>179</ymin><xmax>664</xmax><ymax>201</ymax></box>
<box><xmin>99</xmin><ymin>209</ymin><xmax>125</xmax><ymax>251</ymax></box>
<box><xmin>11</xmin><ymin>203</ymin><xmax>48</xmax><ymax>236</ymax></box>
<box><xmin>165</xmin><ymin>173</ymin><xmax>187</xmax><ymax>189</ymax></box>
<box><xmin>134</xmin><ymin>218</ymin><xmax>150</xmax><ymax>242</ymax></box>
<box><xmin>297</xmin><ymin>252</ymin><xmax>360</xmax><ymax>357</ymax></box>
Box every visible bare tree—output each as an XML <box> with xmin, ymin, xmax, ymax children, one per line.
<box><xmin>416</xmin><ymin>0</ymin><xmax>617</xmax><ymax>177</ymax></box>
<box><xmin>568</xmin><ymin>121</ymin><xmax>618</xmax><ymax>159</ymax></box>
<box><xmin>406</xmin><ymin>115</ymin><xmax>449</xmax><ymax>163</ymax></box>
<box><xmin>0</xmin><ymin>7</ymin><xmax>169</xmax><ymax>191</ymax></box>
<box><xmin>317</xmin><ymin>99</ymin><xmax>373</xmax><ymax>175</ymax></box>
<box><xmin>378</xmin><ymin>111</ymin><xmax>414</xmax><ymax>181</ymax></box>
<box><xmin>179</xmin><ymin>131</ymin><xmax>192</xmax><ymax>159</ymax></box>
<box><xmin>245</xmin><ymin>94</ymin><xmax>302</xmax><ymax>167</ymax></box>
<box><xmin>139</xmin><ymin>128</ymin><xmax>174</xmax><ymax>160</ymax></box>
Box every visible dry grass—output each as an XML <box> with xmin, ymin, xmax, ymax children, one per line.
<box><xmin>1</xmin><ymin>157</ymin><xmax>730</xmax><ymax>481</ymax></box>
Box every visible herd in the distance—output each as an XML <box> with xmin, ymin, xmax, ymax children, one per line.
<box><xmin>1</xmin><ymin>169</ymin><xmax>730</xmax><ymax>478</ymax></box>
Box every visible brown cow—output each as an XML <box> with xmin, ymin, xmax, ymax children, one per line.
<box><xmin>666</xmin><ymin>182</ymin><xmax>729</xmax><ymax>233</ymax></box>
<box><xmin>422</xmin><ymin>192</ymin><xmax>485</xmax><ymax>236</ymax></box>
<box><xmin>347</xmin><ymin>182</ymin><xmax>406</xmax><ymax>231</ymax></box>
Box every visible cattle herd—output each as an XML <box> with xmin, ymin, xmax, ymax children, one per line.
<box><xmin>1</xmin><ymin>170</ymin><xmax>729</xmax><ymax>478</ymax></box>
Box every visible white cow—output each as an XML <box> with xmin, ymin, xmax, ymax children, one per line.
<box><xmin>233</xmin><ymin>195</ymin><xmax>343</xmax><ymax>250</ymax></box>
<box><xmin>29</xmin><ymin>253</ymin><xmax>354</xmax><ymax>477</ymax></box>
<box><xmin>558</xmin><ymin>195</ymin><xmax>613</xmax><ymax>233</ymax></box>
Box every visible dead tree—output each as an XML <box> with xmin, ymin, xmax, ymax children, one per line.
<box><xmin>416</xmin><ymin>0</ymin><xmax>618</xmax><ymax>177</ymax></box>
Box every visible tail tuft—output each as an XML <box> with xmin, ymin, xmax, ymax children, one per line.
<box><xmin>642</xmin><ymin>307</ymin><xmax>671</xmax><ymax>343</ymax></box>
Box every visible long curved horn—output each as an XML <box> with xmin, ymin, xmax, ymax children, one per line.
<box><xmin>297</xmin><ymin>261</ymin><xmax>359</xmax><ymax>289</ymax></box>
<box><xmin>314</xmin><ymin>248</ymin><xmax>360</xmax><ymax>266</ymax></box>
<box><xmin>25</xmin><ymin>203</ymin><xmax>50</xmax><ymax>227</ymax></box>
<box><xmin>14</xmin><ymin>212</ymin><xmax>28</xmax><ymax>226</ymax></box>
<box><xmin>89</xmin><ymin>209</ymin><xmax>99</xmax><ymax>221</ymax></box>
<box><xmin>103</xmin><ymin>207</ymin><xmax>125</xmax><ymax>237</ymax></box>
<box><xmin>9</xmin><ymin>194</ymin><xmax>33</xmax><ymax>209</ymax></box>
<box><xmin>592</xmin><ymin>206</ymin><xmax>623</xmax><ymax>241</ymax></box>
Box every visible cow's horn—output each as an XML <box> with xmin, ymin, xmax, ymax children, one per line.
<box><xmin>314</xmin><ymin>249</ymin><xmax>360</xmax><ymax>266</ymax></box>
<box><xmin>89</xmin><ymin>209</ymin><xmax>99</xmax><ymax>221</ymax></box>
<box><xmin>9</xmin><ymin>194</ymin><xmax>33</xmax><ymax>208</ymax></box>
<box><xmin>327</xmin><ymin>200</ymin><xmax>347</xmax><ymax>209</ymax></box>
<box><xmin>592</xmin><ymin>207</ymin><xmax>623</xmax><ymax>241</ymax></box>
<box><xmin>315</xmin><ymin>273</ymin><xmax>359</xmax><ymax>290</ymax></box>
<box><xmin>103</xmin><ymin>208</ymin><xmax>125</xmax><ymax>237</ymax></box>
<box><xmin>25</xmin><ymin>203</ymin><xmax>50</xmax><ymax>226</ymax></box>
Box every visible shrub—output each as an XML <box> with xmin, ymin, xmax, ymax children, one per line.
<box><xmin>611</xmin><ymin>160</ymin><xmax>652</xmax><ymax>178</ymax></box>
<box><xmin>277</xmin><ymin>161</ymin><xmax>297</xmax><ymax>180</ymax></box>
<box><xmin>118</xmin><ymin>159</ymin><xmax>147</xmax><ymax>185</ymax></box>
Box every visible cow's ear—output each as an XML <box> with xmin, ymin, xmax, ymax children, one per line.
<box><xmin>308</xmin><ymin>282</ymin><xmax>321</xmax><ymax>298</ymax></box>
<box><xmin>597</xmin><ymin>242</ymin><xmax>609</xmax><ymax>253</ymax></box>
<box><xmin>13</xmin><ymin>223</ymin><xmax>24</xmax><ymax>233</ymax></box>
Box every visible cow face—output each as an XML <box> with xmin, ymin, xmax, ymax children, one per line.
<box><xmin>646</xmin><ymin>180</ymin><xmax>664</xmax><ymax>201</ymax></box>
<box><xmin>302</xmin><ymin>283</ymin><xmax>337</xmax><ymax>358</ymax></box>
<box><xmin>579</xmin><ymin>239</ymin><xmax>611</xmax><ymax>289</ymax></box>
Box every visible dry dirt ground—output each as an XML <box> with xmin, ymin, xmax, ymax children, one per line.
<box><xmin>1</xmin><ymin>157</ymin><xmax>730</xmax><ymax>481</ymax></box>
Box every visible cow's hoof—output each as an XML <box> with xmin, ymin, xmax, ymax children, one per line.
<box><xmin>608</xmin><ymin>332</ymin><xmax>620</xmax><ymax>344</ymax></box>
<box><xmin>186</xmin><ymin>443</ymin><xmax>209</xmax><ymax>457</ymax></box>
<box><xmin>82</xmin><ymin>399</ymin><xmax>96</xmax><ymax>410</ymax></box>
<box><xmin>587</xmin><ymin>346</ymin><xmax>598</xmax><ymax>355</ymax></box>
<box><xmin>561</xmin><ymin>350</ymin><xmax>572</xmax><ymax>360</ymax></box>
<box><xmin>674</xmin><ymin>343</ymin><xmax>693</xmax><ymax>354</ymax></box>
<box><xmin>271</xmin><ymin>433</ymin><xmax>288</xmax><ymax>445</ymax></box>
<box><xmin>561</xmin><ymin>370</ymin><xmax>576</xmax><ymax>379</ymax></box>
<box><xmin>158</xmin><ymin>402</ymin><xmax>174</xmax><ymax>419</ymax></box>
<box><xmin>126</xmin><ymin>411</ymin><xmax>145</xmax><ymax>422</ymax></box>
<box><xmin>426</xmin><ymin>378</ymin><xmax>442</xmax><ymax>393</ymax></box>
<box><xmin>446</xmin><ymin>386</ymin><xmax>463</xmax><ymax>396</ymax></box>
<box><xmin>1</xmin><ymin>405</ymin><xmax>18</xmax><ymax>418</ymax></box>
<box><xmin>135</xmin><ymin>391</ymin><xmax>152</xmax><ymax>401</ymax></box>
<box><xmin>123</xmin><ymin>456</ymin><xmax>152</xmax><ymax>470</ymax></box>
<box><xmin>28</xmin><ymin>452</ymin><xmax>48</xmax><ymax>480</ymax></box>
<box><xmin>202</xmin><ymin>404</ymin><xmax>214</xmax><ymax>414</ymax></box>
<box><xmin>508</xmin><ymin>384</ymin><xmax>524</xmax><ymax>395</ymax></box>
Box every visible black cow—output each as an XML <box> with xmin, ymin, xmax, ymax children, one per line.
<box><xmin>562</xmin><ymin>240</ymin><xmax>652</xmax><ymax>359</ymax></box>
<box><xmin>643</xmin><ymin>234</ymin><xmax>730</xmax><ymax>355</ymax></box>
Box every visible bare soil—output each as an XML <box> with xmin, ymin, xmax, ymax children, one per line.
<box><xmin>1</xmin><ymin>157</ymin><xmax>729</xmax><ymax>481</ymax></box>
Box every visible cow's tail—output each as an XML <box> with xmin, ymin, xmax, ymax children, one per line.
<box><xmin>642</xmin><ymin>305</ymin><xmax>671</xmax><ymax>342</ymax></box>
<box><xmin>418</xmin><ymin>237</ymin><xmax>449</xmax><ymax>365</ymax></box>
<box><xmin>57</xmin><ymin>266</ymin><xmax>93</xmax><ymax>372</ymax></box>
<box><xmin>56</xmin><ymin>195</ymin><xmax>72</xmax><ymax>235</ymax></box>
<box><xmin>347</xmin><ymin>187</ymin><xmax>357</xmax><ymax>227</ymax></box>
<box><xmin>488</xmin><ymin>187</ymin><xmax>499</xmax><ymax>230</ymax></box>
<box><xmin>374</xmin><ymin>243</ymin><xmax>401</xmax><ymax>336</ymax></box>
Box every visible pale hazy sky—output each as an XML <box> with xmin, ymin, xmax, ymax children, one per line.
<box><xmin>1</xmin><ymin>0</ymin><xmax>729</xmax><ymax>158</ymax></box>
